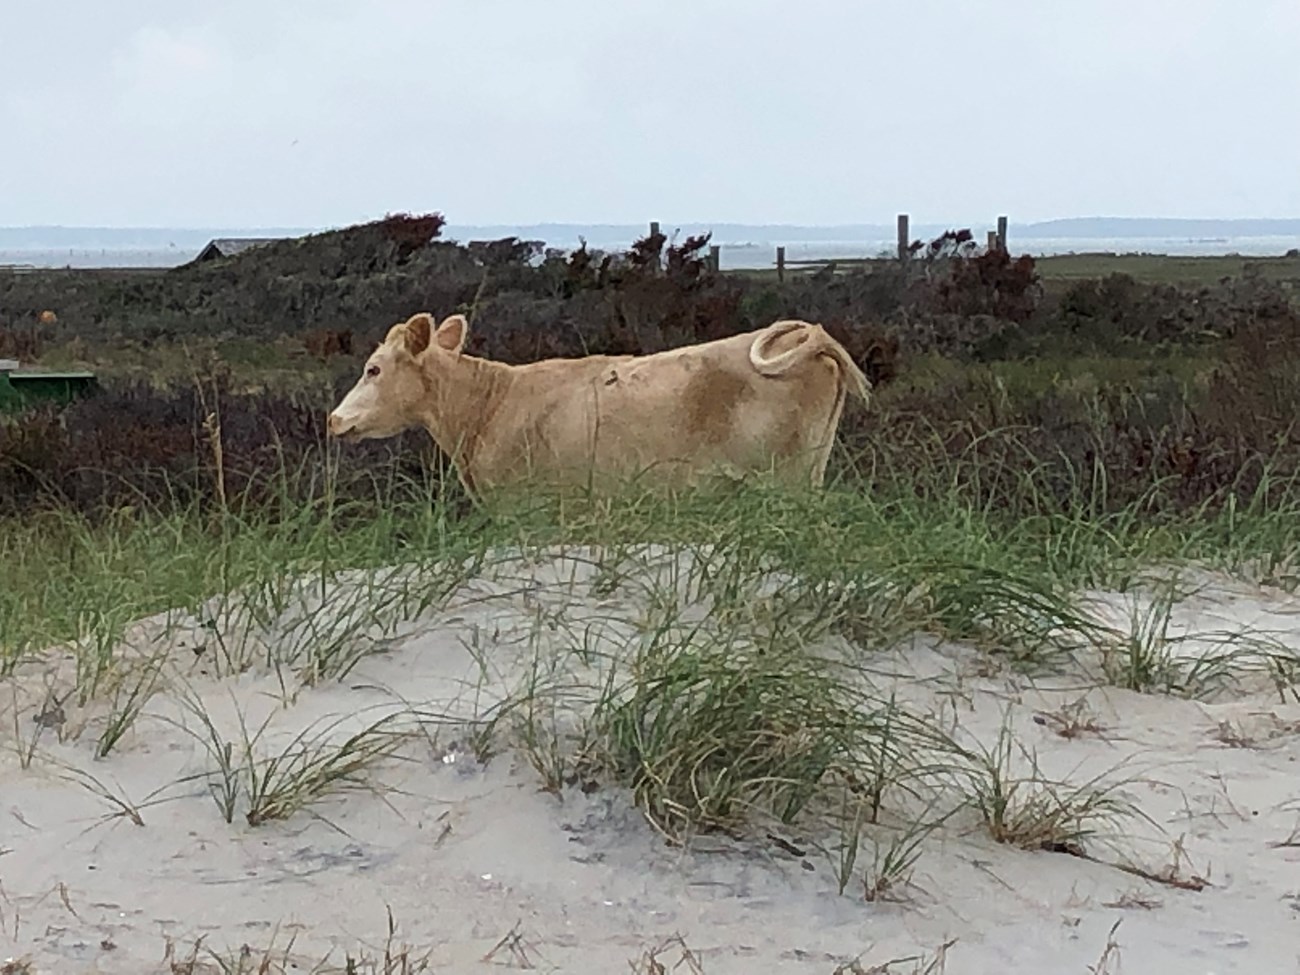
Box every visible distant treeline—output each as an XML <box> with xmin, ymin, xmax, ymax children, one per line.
<box><xmin>2</xmin><ymin>213</ymin><xmax>1298</xmax><ymax>374</ymax></box>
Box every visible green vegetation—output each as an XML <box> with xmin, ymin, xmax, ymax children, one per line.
<box><xmin>4</xmin><ymin>468</ymin><xmax>1298</xmax><ymax>872</ymax></box>
<box><xmin>1033</xmin><ymin>250</ymin><xmax>1300</xmax><ymax>286</ymax></box>
<box><xmin>763</xmin><ymin>250</ymin><xmax>1300</xmax><ymax>287</ymax></box>
<box><xmin>3</xmin><ymin>217</ymin><xmax>1299</xmax><ymax>942</ymax></box>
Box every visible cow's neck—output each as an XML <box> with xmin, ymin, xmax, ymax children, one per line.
<box><xmin>415</xmin><ymin>353</ymin><xmax>510</xmax><ymax>471</ymax></box>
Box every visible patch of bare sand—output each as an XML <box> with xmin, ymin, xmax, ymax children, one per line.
<box><xmin>3</xmin><ymin>549</ymin><xmax>1299</xmax><ymax>973</ymax></box>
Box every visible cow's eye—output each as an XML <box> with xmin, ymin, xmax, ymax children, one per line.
<box><xmin>366</xmin><ymin>364</ymin><xmax>380</xmax><ymax>378</ymax></box>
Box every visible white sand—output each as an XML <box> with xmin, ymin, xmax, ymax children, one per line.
<box><xmin>3</xmin><ymin>548</ymin><xmax>1299</xmax><ymax>973</ymax></box>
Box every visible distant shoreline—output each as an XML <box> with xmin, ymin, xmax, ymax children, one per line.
<box><xmin>4</xmin><ymin>216</ymin><xmax>1300</xmax><ymax>251</ymax></box>
<box><xmin>5</xmin><ymin>234</ymin><xmax>1300</xmax><ymax>272</ymax></box>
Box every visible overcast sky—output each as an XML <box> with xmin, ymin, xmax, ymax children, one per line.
<box><xmin>3</xmin><ymin>1</ymin><xmax>1298</xmax><ymax>228</ymax></box>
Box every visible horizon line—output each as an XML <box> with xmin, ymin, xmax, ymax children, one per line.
<box><xmin>6</xmin><ymin>215</ymin><xmax>1300</xmax><ymax>233</ymax></box>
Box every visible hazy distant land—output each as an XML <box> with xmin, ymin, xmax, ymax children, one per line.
<box><xmin>4</xmin><ymin>217</ymin><xmax>1300</xmax><ymax>249</ymax></box>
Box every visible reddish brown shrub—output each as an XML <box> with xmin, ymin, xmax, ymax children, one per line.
<box><xmin>379</xmin><ymin>212</ymin><xmax>447</xmax><ymax>260</ymax></box>
<box><xmin>302</xmin><ymin>328</ymin><xmax>355</xmax><ymax>360</ymax></box>
<box><xmin>0</xmin><ymin>324</ymin><xmax>41</xmax><ymax>361</ymax></box>
<box><xmin>933</xmin><ymin>249</ymin><xmax>1041</xmax><ymax>323</ymax></box>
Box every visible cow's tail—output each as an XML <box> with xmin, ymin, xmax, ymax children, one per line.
<box><xmin>749</xmin><ymin>320</ymin><xmax>872</xmax><ymax>403</ymax></box>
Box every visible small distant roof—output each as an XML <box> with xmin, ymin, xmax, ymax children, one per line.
<box><xmin>194</xmin><ymin>237</ymin><xmax>282</xmax><ymax>262</ymax></box>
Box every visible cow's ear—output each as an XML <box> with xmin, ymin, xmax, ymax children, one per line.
<box><xmin>435</xmin><ymin>314</ymin><xmax>468</xmax><ymax>354</ymax></box>
<box><xmin>403</xmin><ymin>313</ymin><xmax>434</xmax><ymax>356</ymax></box>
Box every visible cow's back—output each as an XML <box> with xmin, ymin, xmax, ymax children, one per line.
<box><xmin>468</xmin><ymin>330</ymin><xmax>845</xmax><ymax>492</ymax></box>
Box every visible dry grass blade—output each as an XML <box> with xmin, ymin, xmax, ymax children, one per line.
<box><xmin>6</xmin><ymin>683</ymin><xmax>53</xmax><ymax>770</ymax></box>
<box><xmin>51</xmin><ymin>761</ymin><xmax>177</xmax><ymax>830</ymax></box>
<box><xmin>1269</xmin><ymin>822</ymin><xmax>1300</xmax><ymax>849</ymax></box>
<box><xmin>337</xmin><ymin>904</ymin><xmax>436</xmax><ymax>974</ymax></box>
<box><xmin>833</xmin><ymin>938</ymin><xmax>956</xmax><ymax>974</ymax></box>
<box><xmin>1106</xmin><ymin>857</ymin><xmax>1211</xmax><ymax>892</ymax></box>
<box><xmin>1102</xmin><ymin>889</ymin><xmax>1162</xmax><ymax>910</ymax></box>
<box><xmin>159</xmin><ymin>911</ymin><xmax>437</xmax><ymax>973</ymax></box>
<box><xmin>1087</xmin><ymin>919</ymin><xmax>1124</xmax><ymax>975</ymax></box>
<box><xmin>1032</xmin><ymin>697</ymin><xmax>1107</xmax><ymax>740</ymax></box>
<box><xmin>163</xmin><ymin>923</ymin><xmax>298</xmax><ymax>974</ymax></box>
<box><xmin>481</xmin><ymin>919</ymin><xmax>543</xmax><ymax>969</ymax></box>
<box><xmin>629</xmin><ymin>933</ymin><xmax>706</xmax><ymax>975</ymax></box>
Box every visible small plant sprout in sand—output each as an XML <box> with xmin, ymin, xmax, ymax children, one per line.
<box><xmin>957</xmin><ymin>710</ymin><xmax>1149</xmax><ymax>856</ymax></box>
<box><xmin>94</xmin><ymin>646</ymin><xmax>169</xmax><ymax>758</ymax></box>
<box><xmin>1103</xmin><ymin>581</ymin><xmax>1183</xmax><ymax>694</ymax></box>
<box><xmin>490</xmin><ymin>648</ymin><xmax>592</xmax><ymax>796</ymax></box>
<box><xmin>1098</xmin><ymin>576</ymin><xmax>1300</xmax><ymax>700</ymax></box>
<box><xmin>829</xmin><ymin>791</ymin><xmax>950</xmax><ymax>903</ymax></box>
<box><xmin>860</xmin><ymin>810</ymin><xmax>952</xmax><ymax>904</ymax></box>
<box><xmin>168</xmin><ymin>690</ymin><xmax>413</xmax><ymax>827</ymax></box>
<box><xmin>240</xmin><ymin>708</ymin><xmax>411</xmax><ymax>828</ymax></box>
<box><xmin>167</xmin><ymin>685</ymin><xmax>244</xmax><ymax>824</ymax></box>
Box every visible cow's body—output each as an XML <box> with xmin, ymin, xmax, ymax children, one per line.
<box><xmin>328</xmin><ymin>314</ymin><xmax>871</xmax><ymax>503</ymax></box>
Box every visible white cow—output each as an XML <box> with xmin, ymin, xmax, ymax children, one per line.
<box><xmin>328</xmin><ymin>313</ymin><xmax>871</xmax><ymax>503</ymax></box>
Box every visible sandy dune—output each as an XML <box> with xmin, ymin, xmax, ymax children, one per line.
<box><xmin>3</xmin><ymin>548</ymin><xmax>1299</xmax><ymax>973</ymax></box>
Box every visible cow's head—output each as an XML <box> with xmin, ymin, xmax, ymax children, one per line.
<box><xmin>327</xmin><ymin>312</ymin><xmax>467</xmax><ymax>442</ymax></box>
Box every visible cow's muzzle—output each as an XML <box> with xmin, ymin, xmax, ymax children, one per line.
<box><xmin>327</xmin><ymin>412</ymin><xmax>358</xmax><ymax>441</ymax></box>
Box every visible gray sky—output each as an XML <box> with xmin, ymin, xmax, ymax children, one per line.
<box><xmin>3</xmin><ymin>1</ymin><xmax>1298</xmax><ymax>228</ymax></box>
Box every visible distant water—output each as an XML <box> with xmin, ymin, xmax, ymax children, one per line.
<box><xmin>3</xmin><ymin>235</ymin><xmax>1299</xmax><ymax>272</ymax></box>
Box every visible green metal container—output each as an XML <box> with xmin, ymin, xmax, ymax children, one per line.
<box><xmin>0</xmin><ymin>371</ymin><xmax>20</xmax><ymax>411</ymax></box>
<box><xmin>0</xmin><ymin>369</ymin><xmax>99</xmax><ymax>408</ymax></box>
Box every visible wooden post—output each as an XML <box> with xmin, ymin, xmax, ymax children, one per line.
<box><xmin>996</xmin><ymin>215</ymin><xmax>1008</xmax><ymax>252</ymax></box>
<box><xmin>897</xmin><ymin>213</ymin><xmax>910</xmax><ymax>262</ymax></box>
<box><xmin>987</xmin><ymin>230</ymin><xmax>998</xmax><ymax>253</ymax></box>
<box><xmin>649</xmin><ymin>221</ymin><xmax>662</xmax><ymax>273</ymax></box>
<box><xmin>708</xmin><ymin>244</ymin><xmax>721</xmax><ymax>273</ymax></box>
<box><xmin>776</xmin><ymin>246</ymin><xmax>786</xmax><ymax>282</ymax></box>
